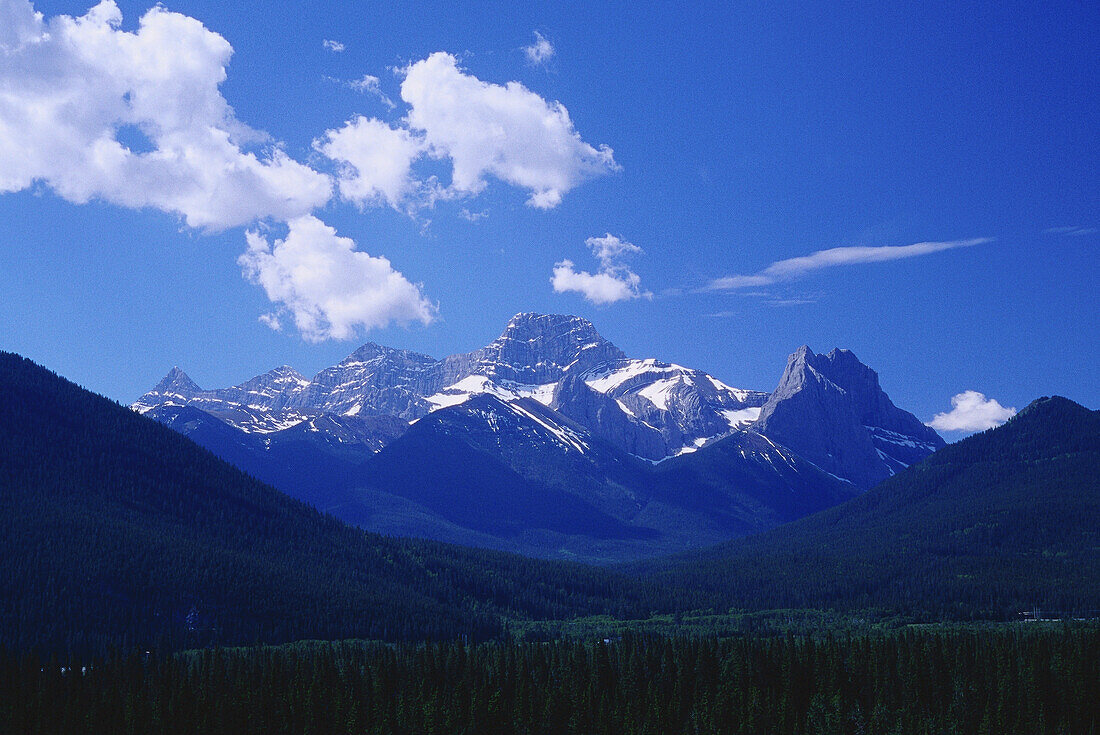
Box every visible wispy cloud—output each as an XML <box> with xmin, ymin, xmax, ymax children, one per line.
<box><xmin>1045</xmin><ymin>226</ymin><xmax>1097</xmax><ymax>236</ymax></box>
<box><xmin>927</xmin><ymin>390</ymin><xmax>1016</xmax><ymax>433</ymax></box>
<box><xmin>552</xmin><ymin>233</ymin><xmax>651</xmax><ymax>305</ymax></box>
<box><xmin>459</xmin><ymin>208</ymin><xmax>488</xmax><ymax>222</ymax></box>
<box><xmin>524</xmin><ymin>31</ymin><xmax>554</xmax><ymax>66</ymax></box>
<box><xmin>349</xmin><ymin>74</ymin><xmax>395</xmax><ymax>109</ymax></box>
<box><xmin>322</xmin><ymin>39</ymin><xmax>345</xmax><ymax>53</ymax></box>
<box><xmin>709</xmin><ymin>238</ymin><xmax>991</xmax><ymax>290</ymax></box>
<box><xmin>765</xmin><ymin>298</ymin><xmax>817</xmax><ymax>306</ymax></box>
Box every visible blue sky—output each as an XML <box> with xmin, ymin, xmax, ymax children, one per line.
<box><xmin>0</xmin><ymin>0</ymin><xmax>1096</xmax><ymax>433</ymax></box>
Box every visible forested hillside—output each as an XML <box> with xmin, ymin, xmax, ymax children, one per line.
<box><xmin>631</xmin><ymin>396</ymin><xmax>1100</xmax><ymax>619</ymax></box>
<box><xmin>0</xmin><ymin>352</ymin><xmax>664</xmax><ymax>656</ymax></box>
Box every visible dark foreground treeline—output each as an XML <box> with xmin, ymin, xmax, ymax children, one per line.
<box><xmin>2</xmin><ymin>627</ymin><xmax>1097</xmax><ymax>735</ymax></box>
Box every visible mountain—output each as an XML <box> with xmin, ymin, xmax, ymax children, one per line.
<box><xmin>132</xmin><ymin>313</ymin><xmax>773</xmax><ymax>462</ymax></box>
<box><xmin>0</xmin><ymin>351</ymin><xmax>667</xmax><ymax>656</ymax></box>
<box><xmin>631</xmin><ymin>396</ymin><xmax>1100</xmax><ymax>619</ymax></box>
<box><xmin>754</xmin><ymin>346</ymin><xmax>945</xmax><ymax>489</ymax></box>
<box><xmin>131</xmin><ymin>313</ymin><xmax>940</xmax><ymax>561</ymax></box>
<box><xmin>166</xmin><ymin>387</ymin><xmax>855</xmax><ymax>563</ymax></box>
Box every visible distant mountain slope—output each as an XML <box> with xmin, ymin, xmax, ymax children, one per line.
<box><xmin>130</xmin><ymin>313</ymin><xmax>940</xmax><ymax>561</ymax></box>
<box><xmin>0</xmin><ymin>352</ymin><xmax>663</xmax><ymax>656</ymax></box>
<box><xmin>631</xmin><ymin>396</ymin><xmax>1100</xmax><ymax>619</ymax></box>
<box><xmin>342</xmin><ymin>396</ymin><xmax>858</xmax><ymax>563</ymax></box>
<box><xmin>753</xmin><ymin>346</ymin><xmax>945</xmax><ymax>488</ymax></box>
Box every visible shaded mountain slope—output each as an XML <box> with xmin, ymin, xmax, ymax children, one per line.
<box><xmin>343</xmin><ymin>395</ymin><xmax>856</xmax><ymax>562</ymax></box>
<box><xmin>0</xmin><ymin>352</ymin><xmax>665</xmax><ymax>656</ymax></box>
<box><xmin>631</xmin><ymin>396</ymin><xmax>1100</xmax><ymax>619</ymax></box>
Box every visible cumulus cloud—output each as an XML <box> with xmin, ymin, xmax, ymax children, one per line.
<box><xmin>401</xmin><ymin>52</ymin><xmax>617</xmax><ymax>208</ymax></box>
<box><xmin>316</xmin><ymin>52</ymin><xmax>616</xmax><ymax>211</ymax></box>
<box><xmin>0</xmin><ymin>0</ymin><xmax>331</xmax><ymax>230</ymax></box>
<box><xmin>552</xmin><ymin>233</ymin><xmax>650</xmax><ymax>305</ymax></box>
<box><xmin>322</xmin><ymin>39</ymin><xmax>345</xmax><ymax>52</ymax></box>
<box><xmin>710</xmin><ymin>238</ymin><xmax>991</xmax><ymax>290</ymax></box>
<box><xmin>315</xmin><ymin>116</ymin><xmax>424</xmax><ymax>210</ymax></box>
<box><xmin>524</xmin><ymin>31</ymin><xmax>554</xmax><ymax>66</ymax></box>
<box><xmin>239</xmin><ymin>215</ymin><xmax>435</xmax><ymax>342</ymax></box>
<box><xmin>927</xmin><ymin>391</ymin><xmax>1017</xmax><ymax>433</ymax></box>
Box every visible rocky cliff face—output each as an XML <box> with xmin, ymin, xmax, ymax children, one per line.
<box><xmin>553</xmin><ymin>373</ymin><xmax>668</xmax><ymax>460</ymax></box>
<box><xmin>134</xmin><ymin>313</ymin><xmax>769</xmax><ymax>460</ymax></box>
<box><xmin>464</xmin><ymin>312</ymin><xmax>626</xmax><ymax>385</ymax></box>
<box><xmin>133</xmin><ymin>316</ymin><xmax>943</xmax><ymax>485</ymax></box>
<box><xmin>753</xmin><ymin>346</ymin><xmax>944</xmax><ymax>488</ymax></box>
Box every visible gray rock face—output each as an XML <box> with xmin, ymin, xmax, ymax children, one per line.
<box><xmin>463</xmin><ymin>312</ymin><xmax>626</xmax><ymax>385</ymax></box>
<box><xmin>152</xmin><ymin>366</ymin><xmax>201</xmax><ymax>396</ymax></box>
<box><xmin>572</xmin><ymin>358</ymin><xmax>769</xmax><ymax>461</ymax></box>
<box><xmin>289</xmin><ymin>344</ymin><xmax>444</xmax><ymax>420</ymax></box>
<box><xmin>753</xmin><ymin>346</ymin><xmax>944</xmax><ymax>488</ymax></box>
<box><xmin>553</xmin><ymin>373</ymin><xmax>667</xmax><ymax>460</ymax></box>
<box><xmin>133</xmin><ymin>316</ymin><xmax>940</xmax><ymax>482</ymax></box>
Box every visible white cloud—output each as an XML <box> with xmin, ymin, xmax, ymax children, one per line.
<box><xmin>322</xmin><ymin>39</ymin><xmax>345</xmax><ymax>53</ymax></box>
<box><xmin>927</xmin><ymin>390</ymin><xmax>1017</xmax><ymax>433</ymax></box>
<box><xmin>1044</xmin><ymin>226</ymin><xmax>1097</xmax><ymax>236</ymax></box>
<box><xmin>0</xmin><ymin>0</ymin><xmax>332</xmax><ymax>230</ymax></box>
<box><xmin>551</xmin><ymin>263</ymin><xmax>643</xmax><ymax>305</ymax></box>
<box><xmin>459</xmin><ymin>208</ymin><xmax>488</xmax><ymax>222</ymax></box>
<box><xmin>349</xmin><ymin>74</ymin><xmax>395</xmax><ymax>108</ymax></box>
<box><xmin>710</xmin><ymin>238</ymin><xmax>991</xmax><ymax>290</ymax></box>
<box><xmin>239</xmin><ymin>215</ymin><xmax>435</xmax><ymax>342</ymax></box>
<box><xmin>524</xmin><ymin>31</ymin><xmax>554</xmax><ymax>66</ymax></box>
<box><xmin>315</xmin><ymin>116</ymin><xmax>424</xmax><ymax>210</ymax></box>
<box><xmin>400</xmin><ymin>52</ymin><xmax>618</xmax><ymax>208</ymax></box>
<box><xmin>586</xmin><ymin>232</ymin><xmax>642</xmax><ymax>266</ymax></box>
<box><xmin>257</xmin><ymin>312</ymin><xmax>282</xmax><ymax>331</ymax></box>
<box><xmin>551</xmin><ymin>233</ymin><xmax>650</xmax><ymax>304</ymax></box>
<box><xmin>315</xmin><ymin>52</ymin><xmax>615</xmax><ymax>213</ymax></box>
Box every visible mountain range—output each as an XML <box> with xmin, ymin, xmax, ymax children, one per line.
<box><xmin>132</xmin><ymin>313</ymin><xmax>944</xmax><ymax>562</ymax></box>
<box><xmin>3</xmin><ymin>349</ymin><xmax>1096</xmax><ymax>658</ymax></box>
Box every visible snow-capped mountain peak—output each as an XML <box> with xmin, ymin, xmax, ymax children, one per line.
<box><xmin>131</xmin><ymin>315</ymin><xmax>941</xmax><ymax>484</ymax></box>
<box><xmin>465</xmin><ymin>312</ymin><xmax>626</xmax><ymax>385</ymax></box>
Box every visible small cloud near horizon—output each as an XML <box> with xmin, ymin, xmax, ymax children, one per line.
<box><xmin>322</xmin><ymin>39</ymin><xmax>345</xmax><ymax>52</ymax></box>
<box><xmin>927</xmin><ymin>390</ymin><xmax>1016</xmax><ymax>433</ymax></box>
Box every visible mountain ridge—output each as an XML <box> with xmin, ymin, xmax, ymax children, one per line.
<box><xmin>629</xmin><ymin>394</ymin><xmax>1100</xmax><ymax>618</ymax></box>
<box><xmin>134</xmin><ymin>312</ymin><xmax>936</xmax><ymax>474</ymax></box>
<box><xmin>0</xmin><ymin>350</ymin><xmax>667</xmax><ymax>655</ymax></box>
<box><xmin>130</xmin><ymin>312</ymin><xmax>942</xmax><ymax>561</ymax></box>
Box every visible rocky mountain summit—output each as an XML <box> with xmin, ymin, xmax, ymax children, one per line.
<box><xmin>131</xmin><ymin>313</ymin><xmax>947</xmax><ymax>560</ymax></box>
<box><xmin>134</xmin><ymin>313</ymin><xmax>773</xmax><ymax>463</ymax></box>
<box><xmin>755</xmin><ymin>346</ymin><xmax>945</xmax><ymax>488</ymax></box>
